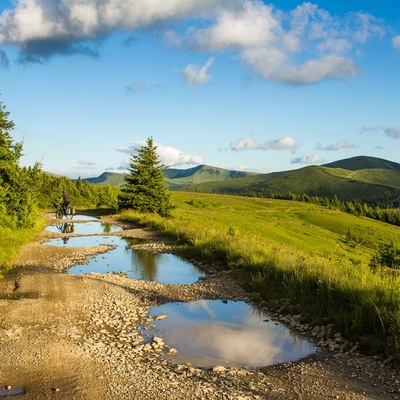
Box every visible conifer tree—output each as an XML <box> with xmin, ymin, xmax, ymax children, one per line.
<box><xmin>118</xmin><ymin>137</ymin><xmax>172</xmax><ymax>217</ymax></box>
<box><xmin>0</xmin><ymin>97</ymin><xmax>38</xmax><ymax>228</ymax></box>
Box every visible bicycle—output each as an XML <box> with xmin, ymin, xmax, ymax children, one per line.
<box><xmin>55</xmin><ymin>205</ymin><xmax>75</xmax><ymax>220</ymax></box>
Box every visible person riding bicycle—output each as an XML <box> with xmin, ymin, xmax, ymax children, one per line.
<box><xmin>59</xmin><ymin>191</ymin><xmax>71</xmax><ymax>214</ymax></box>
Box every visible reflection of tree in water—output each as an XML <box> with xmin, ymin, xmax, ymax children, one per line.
<box><xmin>102</xmin><ymin>223</ymin><xmax>112</xmax><ymax>233</ymax></box>
<box><xmin>130</xmin><ymin>249</ymin><xmax>161</xmax><ymax>281</ymax></box>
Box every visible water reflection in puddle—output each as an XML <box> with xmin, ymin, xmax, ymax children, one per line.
<box><xmin>45</xmin><ymin>221</ymin><xmax>122</xmax><ymax>234</ymax></box>
<box><xmin>51</xmin><ymin>214</ymin><xmax>98</xmax><ymax>221</ymax></box>
<box><xmin>146</xmin><ymin>300</ymin><xmax>316</xmax><ymax>368</ymax></box>
<box><xmin>68</xmin><ymin>241</ymin><xmax>206</xmax><ymax>284</ymax></box>
<box><xmin>43</xmin><ymin>235</ymin><xmax>122</xmax><ymax>247</ymax></box>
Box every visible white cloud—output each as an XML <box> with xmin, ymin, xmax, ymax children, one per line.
<box><xmin>181</xmin><ymin>57</ymin><xmax>215</xmax><ymax>86</ymax></box>
<box><xmin>0</xmin><ymin>0</ymin><xmax>236</xmax><ymax>43</ymax></box>
<box><xmin>191</xmin><ymin>1</ymin><xmax>280</xmax><ymax>51</ymax></box>
<box><xmin>157</xmin><ymin>144</ymin><xmax>205</xmax><ymax>166</ymax></box>
<box><xmin>116</xmin><ymin>140</ymin><xmax>204</xmax><ymax>167</ymax></box>
<box><xmin>230</xmin><ymin>136</ymin><xmax>298</xmax><ymax>151</ymax></box>
<box><xmin>241</xmin><ymin>51</ymin><xmax>357</xmax><ymax>84</ymax></box>
<box><xmin>290</xmin><ymin>155</ymin><xmax>324</xmax><ymax>164</ymax></box>
<box><xmin>393</xmin><ymin>35</ymin><xmax>400</xmax><ymax>49</ymax></box>
<box><xmin>316</xmin><ymin>140</ymin><xmax>356</xmax><ymax>151</ymax></box>
<box><xmin>181</xmin><ymin>1</ymin><xmax>383</xmax><ymax>84</ymax></box>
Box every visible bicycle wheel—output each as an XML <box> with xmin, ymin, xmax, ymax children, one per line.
<box><xmin>66</xmin><ymin>212</ymin><xmax>73</xmax><ymax>220</ymax></box>
<box><xmin>55</xmin><ymin>210</ymin><xmax>63</xmax><ymax>219</ymax></box>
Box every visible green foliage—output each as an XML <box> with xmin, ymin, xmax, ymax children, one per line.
<box><xmin>118</xmin><ymin>137</ymin><xmax>172</xmax><ymax>217</ymax></box>
<box><xmin>0</xmin><ymin>98</ymin><xmax>39</xmax><ymax>228</ymax></box>
<box><xmin>97</xmin><ymin>184</ymin><xmax>119</xmax><ymax>211</ymax></box>
<box><xmin>370</xmin><ymin>242</ymin><xmax>400</xmax><ymax>271</ymax></box>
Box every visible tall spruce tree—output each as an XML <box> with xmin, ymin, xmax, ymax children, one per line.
<box><xmin>118</xmin><ymin>137</ymin><xmax>172</xmax><ymax>217</ymax></box>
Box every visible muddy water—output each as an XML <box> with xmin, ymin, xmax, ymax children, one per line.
<box><xmin>146</xmin><ymin>300</ymin><xmax>316</xmax><ymax>368</ymax></box>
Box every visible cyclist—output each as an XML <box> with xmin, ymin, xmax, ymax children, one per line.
<box><xmin>59</xmin><ymin>191</ymin><xmax>71</xmax><ymax>215</ymax></box>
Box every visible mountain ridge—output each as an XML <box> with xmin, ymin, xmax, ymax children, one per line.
<box><xmin>77</xmin><ymin>155</ymin><xmax>400</xmax><ymax>206</ymax></box>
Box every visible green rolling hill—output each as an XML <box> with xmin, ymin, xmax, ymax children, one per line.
<box><xmin>180</xmin><ymin>156</ymin><xmax>400</xmax><ymax>206</ymax></box>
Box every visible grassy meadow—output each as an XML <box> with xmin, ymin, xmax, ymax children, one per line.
<box><xmin>119</xmin><ymin>191</ymin><xmax>400</xmax><ymax>359</ymax></box>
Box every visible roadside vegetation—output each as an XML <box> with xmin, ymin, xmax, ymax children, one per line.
<box><xmin>118</xmin><ymin>191</ymin><xmax>400</xmax><ymax>360</ymax></box>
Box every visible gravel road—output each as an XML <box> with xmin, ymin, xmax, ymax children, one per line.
<box><xmin>0</xmin><ymin>214</ymin><xmax>399</xmax><ymax>399</ymax></box>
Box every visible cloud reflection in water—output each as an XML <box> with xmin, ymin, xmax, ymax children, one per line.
<box><xmin>148</xmin><ymin>300</ymin><xmax>316</xmax><ymax>368</ymax></box>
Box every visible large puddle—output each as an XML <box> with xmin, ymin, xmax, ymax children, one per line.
<box><xmin>43</xmin><ymin>233</ymin><xmax>206</xmax><ymax>284</ymax></box>
<box><xmin>145</xmin><ymin>300</ymin><xmax>316</xmax><ymax>368</ymax></box>
<box><xmin>69</xmin><ymin>244</ymin><xmax>206</xmax><ymax>284</ymax></box>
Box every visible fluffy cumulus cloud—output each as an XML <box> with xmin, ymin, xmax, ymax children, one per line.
<box><xmin>181</xmin><ymin>57</ymin><xmax>215</xmax><ymax>86</ymax></box>
<box><xmin>316</xmin><ymin>140</ymin><xmax>356</xmax><ymax>151</ymax></box>
<box><xmin>0</xmin><ymin>0</ymin><xmax>236</xmax><ymax>60</ymax></box>
<box><xmin>116</xmin><ymin>140</ymin><xmax>204</xmax><ymax>167</ymax></box>
<box><xmin>230</xmin><ymin>136</ymin><xmax>298</xmax><ymax>151</ymax></box>
<box><xmin>0</xmin><ymin>0</ymin><xmax>386</xmax><ymax>83</ymax></box>
<box><xmin>290</xmin><ymin>154</ymin><xmax>324</xmax><ymax>165</ymax></box>
<box><xmin>179</xmin><ymin>1</ymin><xmax>384</xmax><ymax>84</ymax></box>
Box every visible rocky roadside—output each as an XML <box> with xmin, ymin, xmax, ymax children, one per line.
<box><xmin>1</xmin><ymin>215</ymin><xmax>400</xmax><ymax>399</ymax></box>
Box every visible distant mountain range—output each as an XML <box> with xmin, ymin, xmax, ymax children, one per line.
<box><xmin>79</xmin><ymin>156</ymin><xmax>400</xmax><ymax>206</ymax></box>
<box><xmin>80</xmin><ymin>165</ymin><xmax>259</xmax><ymax>188</ymax></box>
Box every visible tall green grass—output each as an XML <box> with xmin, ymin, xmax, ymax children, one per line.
<box><xmin>0</xmin><ymin>212</ymin><xmax>46</xmax><ymax>275</ymax></box>
<box><xmin>119</xmin><ymin>192</ymin><xmax>400</xmax><ymax>359</ymax></box>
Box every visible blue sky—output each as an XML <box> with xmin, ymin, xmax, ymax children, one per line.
<box><xmin>0</xmin><ymin>0</ymin><xmax>399</xmax><ymax>178</ymax></box>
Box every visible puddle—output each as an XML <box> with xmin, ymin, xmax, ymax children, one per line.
<box><xmin>51</xmin><ymin>214</ymin><xmax>98</xmax><ymax>221</ymax></box>
<box><xmin>68</xmin><ymin>242</ymin><xmax>206</xmax><ymax>284</ymax></box>
<box><xmin>0</xmin><ymin>387</ymin><xmax>25</xmax><ymax>396</ymax></box>
<box><xmin>145</xmin><ymin>300</ymin><xmax>316</xmax><ymax>368</ymax></box>
<box><xmin>45</xmin><ymin>221</ymin><xmax>122</xmax><ymax>234</ymax></box>
<box><xmin>43</xmin><ymin>235</ymin><xmax>122</xmax><ymax>247</ymax></box>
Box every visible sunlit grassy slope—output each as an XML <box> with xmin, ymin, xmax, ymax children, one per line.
<box><xmin>170</xmin><ymin>192</ymin><xmax>399</xmax><ymax>262</ymax></box>
<box><xmin>120</xmin><ymin>192</ymin><xmax>400</xmax><ymax>359</ymax></box>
